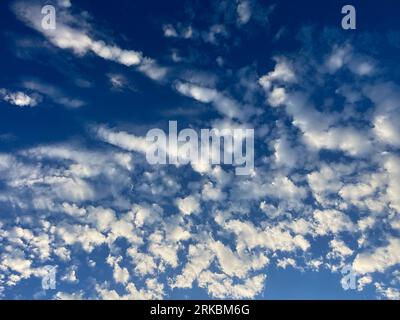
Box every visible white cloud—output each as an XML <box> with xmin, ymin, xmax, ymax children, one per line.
<box><xmin>163</xmin><ymin>24</ymin><xmax>192</xmax><ymax>39</ymax></box>
<box><xmin>16</xmin><ymin>3</ymin><xmax>141</xmax><ymax>66</ymax></box>
<box><xmin>163</xmin><ymin>24</ymin><xmax>178</xmax><ymax>37</ymax></box>
<box><xmin>56</xmin><ymin>223</ymin><xmax>106</xmax><ymax>252</ymax></box>
<box><xmin>303</xmin><ymin>127</ymin><xmax>372</xmax><ymax>157</ymax></box>
<box><xmin>127</xmin><ymin>248</ymin><xmax>157</xmax><ymax>276</ymax></box>
<box><xmin>108</xmin><ymin>73</ymin><xmax>130</xmax><ymax>91</ymax></box>
<box><xmin>23</xmin><ymin>80</ymin><xmax>84</xmax><ymax>108</ymax></box>
<box><xmin>277</xmin><ymin>257</ymin><xmax>296</xmax><ymax>269</ymax></box>
<box><xmin>201</xmin><ymin>181</ymin><xmax>226</xmax><ymax>201</ymax></box>
<box><xmin>357</xmin><ymin>275</ymin><xmax>372</xmax><ymax>291</ymax></box>
<box><xmin>96</xmin><ymin>126</ymin><xmax>151</xmax><ymax>154</ymax></box>
<box><xmin>307</xmin><ymin>164</ymin><xmax>344</xmax><ymax>205</ymax></box>
<box><xmin>237</xmin><ymin>1</ymin><xmax>252</xmax><ymax>25</ymax></box>
<box><xmin>353</xmin><ymin>238</ymin><xmax>400</xmax><ymax>274</ymax></box>
<box><xmin>325</xmin><ymin>46</ymin><xmax>351</xmax><ymax>73</ymax></box>
<box><xmin>313</xmin><ymin>209</ymin><xmax>355</xmax><ymax>236</ymax></box>
<box><xmin>383</xmin><ymin>155</ymin><xmax>400</xmax><ymax>212</ymax></box>
<box><xmin>328</xmin><ymin>239</ymin><xmax>353</xmax><ymax>259</ymax></box>
<box><xmin>259</xmin><ymin>58</ymin><xmax>296</xmax><ymax>90</ymax></box>
<box><xmin>269</xmin><ymin>175</ymin><xmax>307</xmax><ymax>201</ymax></box>
<box><xmin>137</xmin><ymin>58</ymin><xmax>168</xmax><ymax>81</ymax></box>
<box><xmin>175</xmin><ymin>81</ymin><xmax>247</xmax><ymax>120</ymax></box>
<box><xmin>13</xmin><ymin>1</ymin><xmax>167</xmax><ymax>81</ymax></box>
<box><xmin>373</xmin><ymin>114</ymin><xmax>400</xmax><ymax>147</ymax></box>
<box><xmin>176</xmin><ymin>195</ymin><xmax>200</xmax><ymax>215</ymax></box>
<box><xmin>61</xmin><ymin>266</ymin><xmax>78</xmax><ymax>283</ymax></box>
<box><xmin>0</xmin><ymin>88</ymin><xmax>40</xmax><ymax>107</ymax></box>
<box><xmin>273</xmin><ymin>136</ymin><xmax>299</xmax><ymax>168</ymax></box>
<box><xmin>107</xmin><ymin>255</ymin><xmax>130</xmax><ymax>284</ymax></box>
<box><xmin>88</xmin><ymin>206</ymin><xmax>116</xmax><ymax>232</ymax></box>
<box><xmin>171</xmin><ymin>244</ymin><xmax>213</xmax><ymax>289</ymax></box>
<box><xmin>57</xmin><ymin>0</ymin><xmax>72</xmax><ymax>8</ymax></box>
<box><xmin>375</xmin><ymin>283</ymin><xmax>400</xmax><ymax>300</ymax></box>
<box><xmin>268</xmin><ymin>87</ymin><xmax>287</xmax><ymax>107</ymax></box>
<box><xmin>54</xmin><ymin>177</ymin><xmax>95</xmax><ymax>202</ymax></box>
<box><xmin>149</xmin><ymin>242</ymin><xmax>179</xmax><ymax>268</ymax></box>
<box><xmin>339</xmin><ymin>182</ymin><xmax>376</xmax><ymax>207</ymax></box>
<box><xmin>225</xmin><ymin>219</ymin><xmax>310</xmax><ymax>252</ymax></box>
<box><xmin>96</xmin><ymin>279</ymin><xmax>164</xmax><ymax>300</ymax></box>
<box><xmin>210</xmin><ymin>241</ymin><xmax>268</xmax><ymax>278</ymax></box>
<box><xmin>198</xmin><ymin>271</ymin><xmax>265</xmax><ymax>299</ymax></box>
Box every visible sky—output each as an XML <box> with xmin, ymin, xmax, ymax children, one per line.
<box><xmin>0</xmin><ymin>0</ymin><xmax>400</xmax><ymax>300</ymax></box>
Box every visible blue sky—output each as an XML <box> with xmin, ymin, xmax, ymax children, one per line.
<box><xmin>0</xmin><ymin>0</ymin><xmax>400</xmax><ymax>300</ymax></box>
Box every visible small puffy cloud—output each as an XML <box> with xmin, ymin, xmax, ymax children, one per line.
<box><xmin>353</xmin><ymin>238</ymin><xmax>400</xmax><ymax>274</ymax></box>
<box><xmin>373</xmin><ymin>114</ymin><xmax>400</xmax><ymax>147</ymax></box>
<box><xmin>307</xmin><ymin>164</ymin><xmax>344</xmax><ymax>205</ymax></box>
<box><xmin>375</xmin><ymin>283</ymin><xmax>400</xmax><ymax>300</ymax></box>
<box><xmin>348</xmin><ymin>58</ymin><xmax>374</xmax><ymax>76</ymax></box>
<box><xmin>339</xmin><ymin>182</ymin><xmax>376</xmax><ymax>205</ymax></box>
<box><xmin>171</xmin><ymin>244</ymin><xmax>214</xmax><ymax>289</ymax></box>
<box><xmin>325</xmin><ymin>46</ymin><xmax>351</xmax><ymax>73</ymax></box>
<box><xmin>107</xmin><ymin>73</ymin><xmax>133</xmax><ymax>91</ymax></box>
<box><xmin>107</xmin><ymin>256</ymin><xmax>130</xmax><ymax>285</ymax></box>
<box><xmin>210</xmin><ymin>241</ymin><xmax>268</xmax><ymax>278</ymax></box>
<box><xmin>176</xmin><ymin>195</ymin><xmax>200</xmax><ymax>215</ymax></box>
<box><xmin>127</xmin><ymin>248</ymin><xmax>157</xmax><ymax>276</ymax></box>
<box><xmin>0</xmin><ymin>88</ymin><xmax>40</xmax><ymax>107</ymax></box>
<box><xmin>96</xmin><ymin>279</ymin><xmax>164</xmax><ymax>300</ymax></box>
<box><xmin>269</xmin><ymin>175</ymin><xmax>307</xmax><ymax>201</ymax></box>
<box><xmin>277</xmin><ymin>258</ymin><xmax>296</xmax><ymax>269</ymax></box>
<box><xmin>273</xmin><ymin>136</ymin><xmax>299</xmax><ymax>168</ymax></box>
<box><xmin>237</xmin><ymin>1</ymin><xmax>252</xmax><ymax>25</ymax></box>
<box><xmin>325</xmin><ymin>45</ymin><xmax>374</xmax><ymax>76</ymax></box>
<box><xmin>163</xmin><ymin>24</ymin><xmax>178</xmax><ymax>37</ymax></box>
<box><xmin>88</xmin><ymin>206</ymin><xmax>116</xmax><ymax>232</ymax></box>
<box><xmin>357</xmin><ymin>275</ymin><xmax>372</xmax><ymax>291</ymax></box>
<box><xmin>56</xmin><ymin>223</ymin><xmax>106</xmax><ymax>252</ymax></box>
<box><xmin>328</xmin><ymin>239</ymin><xmax>353</xmax><ymax>259</ymax></box>
<box><xmin>268</xmin><ymin>87</ymin><xmax>287</xmax><ymax>107</ymax></box>
<box><xmin>57</xmin><ymin>0</ymin><xmax>72</xmax><ymax>8</ymax></box>
<box><xmin>303</xmin><ymin>127</ymin><xmax>373</xmax><ymax>157</ymax></box>
<box><xmin>225</xmin><ymin>219</ymin><xmax>310</xmax><ymax>252</ymax></box>
<box><xmin>137</xmin><ymin>58</ymin><xmax>168</xmax><ymax>81</ymax></box>
<box><xmin>149</xmin><ymin>241</ymin><xmax>179</xmax><ymax>268</ymax></box>
<box><xmin>198</xmin><ymin>271</ymin><xmax>265</xmax><ymax>299</ymax></box>
<box><xmin>61</xmin><ymin>266</ymin><xmax>79</xmax><ymax>283</ymax></box>
<box><xmin>259</xmin><ymin>58</ymin><xmax>296</xmax><ymax>90</ymax></box>
<box><xmin>163</xmin><ymin>24</ymin><xmax>192</xmax><ymax>39</ymax></box>
<box><xmin>201</xmin><ymin>181</ymin><xmax>226</xmax><ymax>201</ymax></box>
<box><xmin>54</xmin><ymin>177</ymin><xmax>95</xmax><ymax>202</ymax></box>
<box><xmin>383</xmin><ymin>155</ymin><xmax>400</xmax><ymax>212</ymax></box>
<box><xmin>313</xmin><ymin>209</ymin><xmax>355</xmax><ymax>236</ymax></box>
<box><xmin>202</xmin><ymin>24</ymin><xmax>229</xmax><ymax>45</ymax></box>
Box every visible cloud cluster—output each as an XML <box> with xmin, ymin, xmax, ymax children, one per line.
<box><xmin>1</xmin><ymin>0</ymin><xmax>400</xmax><ymax>300</ymax></box>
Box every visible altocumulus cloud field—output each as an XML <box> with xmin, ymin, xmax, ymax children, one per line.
<box><xmin>0</xmin><ymin>0</ymin><xmax>399</xmax><ymax>300</ymax></box>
